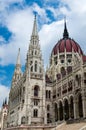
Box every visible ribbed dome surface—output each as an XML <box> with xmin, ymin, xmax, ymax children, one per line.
<box><xmin>52</xmin><ymin>38</ymin><xmax>83</xmax><ymax>55</ymax></box>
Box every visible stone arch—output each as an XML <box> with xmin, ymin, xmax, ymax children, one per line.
<box><xmin>63</xmin><ymin>98</ymin><xmax>69</xmax><ymax>120</ymax></box>
<box><xmin>58</xmin><ymin>100</ymin><xmax>63</xmax><ymax>121</ymax></box>
<box><xmin>69</xmin><ymin>95</ymin><xmax>74</xmax><ymax>118</ymax></box>
<box><xmin>21</xmin><ymin>116</ymin><xmax>25</xmax><ymax>124</ymax></box>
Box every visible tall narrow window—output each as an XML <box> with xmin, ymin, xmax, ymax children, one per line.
<box><xmin>35</xmin><ymin>61</ymin><xmax>37</xmax><ymax>72</ymax></box>
<box><xmin>33</xmin><ymin>109</ymin><xmax>38</xmax><ymax>117</ymax></box>
<box><xmin>47</xmin><ymin>105</ymin><xmax>50</xmax><ymax>111</ymax></box>
<box><xmin>31</xmin><ymin>66</ymin><xmax>33</xmax><ymax>72</ymax></box>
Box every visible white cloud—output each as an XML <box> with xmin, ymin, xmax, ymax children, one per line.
<box><xmin>0</xmin><ymin>0</ymin><xmax>24</xmax><ymax>12</ymax></box>
<box><xmin>32</xmin><ymin>3</ymin><xmax>50</xmax><ymax>23</ymax></box>
<box><xmin>0</xmin><ymin>84</ymin><xmax>10</xmax><ymax>108</ymax></box>
<box><xmin>0</xmin><ymin>8</ymin><xmax>34</xmax><ymax>65</ymax></box>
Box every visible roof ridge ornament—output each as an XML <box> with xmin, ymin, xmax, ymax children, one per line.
<box><xmin>63</xmin><ymin>17</ymin><xmax>69</xmax><ymax>39</ymax></box>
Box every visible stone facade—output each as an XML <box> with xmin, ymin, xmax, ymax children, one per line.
<box><xmin>2</xmin><ymin>16</ymin><xmax>86</xmax><ymax>129</ymax></box>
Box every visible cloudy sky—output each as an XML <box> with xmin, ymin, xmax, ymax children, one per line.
<box><xmin>0</xmin><ymin>0</ymin><xmax>86</xmax><ymax>108</ymax></box>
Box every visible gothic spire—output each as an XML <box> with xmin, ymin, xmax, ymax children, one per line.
<box><xmin>12</xmin><ymin>48</ymin><xmax>22</xmax><ymax>86</ymax></box>
<box><xmin>32</xmin><ymin>14</ymin><xmax>38</xmax><ymax>37</ymax></box>
<box><xmin>16</xmin><ymin>48</ymin><xmax>21</xmax><ymax>66</ymax></box>
<box><xmin>63</xmin><ymin>17</ymin><xmax>69</xmax><ymax>38</ymax></box>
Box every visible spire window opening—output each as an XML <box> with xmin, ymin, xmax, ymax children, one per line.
<box><xmin>35</xmin><ymin>61</ymin><xmax>37</xmax><ymax>72</ymax></box>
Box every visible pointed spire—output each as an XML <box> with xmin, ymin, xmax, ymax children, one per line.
<box><xmin>32</xmin><ymin>14</ymin><xmax>38</xmax><ymax>36</ymax></box>
<box><xmin>16</xmin><ymin>48</ymin><xmax>21</xmax><ymax>65</ymax></box>
<box><xmin>63</xmin><ymin>17</ymin><xmax>69</xmax><ymax>39</ymax></box>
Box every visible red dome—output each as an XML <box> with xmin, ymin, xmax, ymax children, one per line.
<box><xmin>52</xmin><ymin>20</ymin><xmax>83</xmax><ymax>55</ymax></box>
<box><xmin>52</xmin><ymin>38</ymin><xmax>83</xmax><ymax>55</ymax></box>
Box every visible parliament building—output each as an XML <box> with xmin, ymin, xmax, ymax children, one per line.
<box><xmin>1</xmin><ymin>15</ymin><xmax>86</xmax><ymax>130</ymax></box>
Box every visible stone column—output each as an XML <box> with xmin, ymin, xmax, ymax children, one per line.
<box><xmin>82</xmin><ymin>94</ymin><xmax>86</xmax><ymax>118</ymax></box>
<box><xmin>73</xmin><ymin>98</ymin><xmax>79</xmax><ymax>119</ymax></box>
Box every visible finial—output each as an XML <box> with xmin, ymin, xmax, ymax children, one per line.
<box><xmin>63</xmin><ymin>16</ymin><xmax>69</xmax><ymax>38</ymax></box>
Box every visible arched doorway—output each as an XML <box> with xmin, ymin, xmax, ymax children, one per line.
<box><xmin>70</xmin><ymin>96</ymin><xmax>74</xmax><ymax>119</ymax></box>
<box><xmin>54</xmin><ymin>103</ymin><xmax>58</xmax><ymax>121</ymax></box>
<box><xmin>59</xmin><ymin>101</ymin><xmax>63</xmax><ymax>121</ymax></box>
<box><xmin>78</xmin><ymin>94</ymin><xmax>83</xmax><ymax>118</ymax></box>
<box><xmin>64</xmin><ymin>99</ymin><xmax>69</xmax><ymax>120</ymax></box>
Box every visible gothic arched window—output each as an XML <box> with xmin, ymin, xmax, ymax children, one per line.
<box><xmin>33</xmin><ymin>109</ymin><xmax>38</xmax><ymax>117</ymax></box>
<box><xmin>21</xmin><ymin>116</ymin><xmax>25</xmax><ymax>124</ymax></box>
<box><xmin>47</xmin><ymin>105</ymin><xmax>50</xmax><ymax>111</ymax></box>
<box><xmin>31</xmin><ymin>66</ymin><xmax>33</xmax><ymax>72</ymax></box>
<box><xmin>34</xmin><ymin>85</ymin><xmax>39</xmax><ymax>97</ymax></box>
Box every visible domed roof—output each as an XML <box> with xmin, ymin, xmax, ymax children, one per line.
<box><xmin>52</xmin><ymin>20</ymin><xmax>83</xmax><ymax>55</ymax></box>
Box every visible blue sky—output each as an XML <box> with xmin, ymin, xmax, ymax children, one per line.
<box><xmin>0</xmin><ymin>0</ymin><xmax>86</xmax><ymax>108</ymax></box>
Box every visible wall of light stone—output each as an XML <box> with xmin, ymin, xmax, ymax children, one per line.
<box><xmin>4</xmin><ymin>126</ymin><xmax>55</xmax><ymax>130</ymax></box>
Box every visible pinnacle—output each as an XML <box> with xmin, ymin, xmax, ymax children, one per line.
<box><xmin>32</xmin><ymin>14</ymin><xmax>38</xmax><ymax>36</ymax></box>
